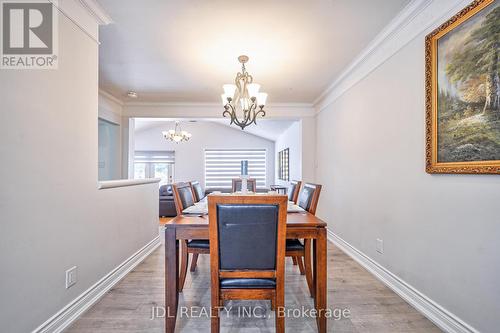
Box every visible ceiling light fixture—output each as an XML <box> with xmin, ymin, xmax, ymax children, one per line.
<box><xmin>162</xmin><ymin>121</ymin><xmax>192</xmax><ymax>143</ymax></box>
<box><xmin>127</xmin><ymin>91</ymin><xmax>138</xmax><ymax>98</ymax></box>
<box><xmin>221</xmin><ymin>55</ymin><xmax>267</xmax><ymax>130</ymax></box>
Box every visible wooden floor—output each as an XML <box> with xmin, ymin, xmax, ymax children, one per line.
<box><xmin>66</xmin><ymin>230</ymin><xmax>441</xmax><ymax>333</ymax></box>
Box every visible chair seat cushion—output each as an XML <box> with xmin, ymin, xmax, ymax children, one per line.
<box><xmin>220</xmin><ymin>278</ymin><xmax>276</xmax><ymax>289</ymax></box>
<box><xmin>187</xmin><ymin>239</ymin><xmax>210</xmax><ymax>249</ymax></box>
<box><xmin>286</xmin><ymin>239</ymin><xmax>304</xmax><ymax>251</ymax></box>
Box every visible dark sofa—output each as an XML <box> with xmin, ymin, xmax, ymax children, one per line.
<box><xmin>159</xmin><ymin>184</ymin><xmax>177</xmax><ymax>217</ymax></box>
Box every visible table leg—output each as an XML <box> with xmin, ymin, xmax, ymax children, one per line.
<box><xmin>314</xmin><ymin>228</ymin><xmax>327</xmax><ymax>333</ymax></box>
<box><xmin>165</xmin><ymin>227</ymin><xmax>179</xmax><ymax>333</ymax></box>
<box><xmin>304</xmin><ymin>239</ymin><xmax>314</xmax><ymax>298</ymax></box>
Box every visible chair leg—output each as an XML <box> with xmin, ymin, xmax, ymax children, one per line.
<box><xmin>304</xmin><ymin>239</ymin><xmax>314</xmax><ymax>298</ymax></box>
<box><xmin>297</xmin><ymin>256</ymin><xmax>306</xmax><ymax>275</ymax></box>
<box><xmin>190</xmin><ymin>253</ymin><xmax>199</xmax><ymax>272</ymax></box>
<box><xmin>178</xmin><ymin>240</ymin><xmax>189</xmax><ymax>292</ymax></box>
<box><xmin>275</xmin><ymin>295</ymin><xmax>285</xmax><ymax>333</ymax></box>
<box><xmin>211</xmin><ymin>305</ymin><xmax>220</xmax><ymax>333</ymax></box>
<box><xmin>292</xmin><ymin>256</ymin><xmax>298</xmax><ymax>265</ymax></box>
<box><xmin>271</xmin><ymin>297</ymin><xmax>275</xmax><ymax>311</ymax></box>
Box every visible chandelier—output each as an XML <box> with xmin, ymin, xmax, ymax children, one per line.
<box><xmin>221</xmin><ymin>55</ymin><xmax>267</xmax><ymax>130</ymax></box>
<box><xmin>162</xmin><ymin>122</ymin><xmax>192</xmax><ymax>143</ymax></box>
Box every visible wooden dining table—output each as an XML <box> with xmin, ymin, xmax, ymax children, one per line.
<box><xmin>164</xmin><ymin>210</ymin><xmax>328</xmax><ymax>332</ymax></box>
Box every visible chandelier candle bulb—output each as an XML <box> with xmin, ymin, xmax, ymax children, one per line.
<box><xmin>221</xmin><ymin>94</ymin><xmax>228</xmax><ymax>106</ymax></box>
<box><xmin>223</xmin><ymin>84</ymin><xmax>237</xmax><ymax>98</ymax></box>
<box><xmin>257</xmin><ymin>92</ymin><xmax>268</xmax><ymax>106</ymax></box>
<box><xmin>247</xmin><ymin>83</ymin><xmax>260</xmax><ymax>98</ymax></box>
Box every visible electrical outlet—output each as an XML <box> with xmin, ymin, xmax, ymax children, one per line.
<box><xmin>66</xmin><ymin>266</ymin><xmax>77</xmax><ymax>289</ymax></box>
<box><xmin>376</xmin><ymin>238</ymin><xmax>384</xmax><ymax>254</ymax></box>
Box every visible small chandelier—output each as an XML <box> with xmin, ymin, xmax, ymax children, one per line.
<box><xmin>221</xmin><ymin>55</ymin><xmax>267</xmax><ymax>130</ymax></box>
<box><xmin>162</xmin><ymin>121</ymin><xmax>192</xmax><ymax>143</ymax></box>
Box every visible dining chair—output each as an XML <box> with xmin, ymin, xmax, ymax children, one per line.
<box><xmin>231</xmin><ymin>178</ymin><xmax>257</xmax><ymax>192</ymax></box>
<box><xmin>287</xmin><ymin>180</ymin><xmax>302</xmax><ymax>203</ymax></box>
<box><xmin>285</xmin><ymin>180</ymin><xmax>302</xmax><ymax>268</ymax></box>
<box><xmin>208</xmin><ymin>194</ymin><xmax>287</xmax><ymax>333</ymax></box>
<box><xmin>172</xmin><ymin>182</ymin><xmax>210</xmax><ymax>292</ymax></box>
<box><xmin>285</xmin><ymin>182</ymin><xmax>322</xmax><ymax>297</ymax></box>
<box><xmin>189</xmin><ymin>180</ymin><xmax>205</xmax><ymax>202</ymax></box>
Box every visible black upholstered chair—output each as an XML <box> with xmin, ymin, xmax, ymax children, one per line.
<box><xmin>297</xmin><ymin>183</ymin><xmax>322</xmax><ymax>214</ymax></box>
<box><xmin>208</xmin><ymin>195</ymin><xmax>287</xmax><ymax>333</ymax></box>
<box><xmin>285</xmin><ymin>180</ymin><xmax>302</xmax><ymax>268</ymax></box>
<box><xmin>287</xmin><ymin>180</ymin><xmax>302</xmax><ymax>203</ymax></box>
<box><xmin>172</xmin><ymin>182</ymin><xmax>210</xmax><ymax>292</ymax></box>
<box><xmin>231</xmin><ymin>178</ymin><xmax>257</xmax><ymax>192</ymax></box>
<box><xmin>285</xmin><ymin>182</ymin><xmax>322</xmax><ymax>297</ymax></box>
<box><xmin>190</xmin><ymin>181</ymin><xmax>205</xmax><ymax>202</ymax></box>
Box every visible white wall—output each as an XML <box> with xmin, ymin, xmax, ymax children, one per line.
<box><xmin>134</xmin><ymin>121</ymin><xmax>275</xmax><ymax>188</ymax></box>
<box><xmin>275</xmin><ymin>121</ymin><xmax>301</xmax><ymax>186</ymax></box>
<box><xmin>300</xmin><ymin>117</ymin><xmax>316</xmax><ymax>183</ymax></box>
<box><xmin>274</xmin><ymin>118</ymin><xmax>316</xmax><ymax>187</ymax></box>
<box><xmin>315</xmin><ymin>14</ymin><xmax>500</xmax><ymax>333</ymax></box>
<box><xmin>0</xmin><ymin>8</ymin><xmax>159</xmax><ymax>333</ymax></box>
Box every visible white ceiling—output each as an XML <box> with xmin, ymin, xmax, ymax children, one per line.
<box><xmin>98</xmin><ymin>0</ymin><xmax>410</xmax><ymax>103</ymax></box>
<box><xmin>134</xmin><ymin>118</ymin><xmax>296</xmax><ymax>141</ymax></box>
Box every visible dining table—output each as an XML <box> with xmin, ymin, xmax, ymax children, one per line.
<box><xmin>164</xmin><ymin>198</ymin><xmax>329</xmax><ymax>333</ymax></box>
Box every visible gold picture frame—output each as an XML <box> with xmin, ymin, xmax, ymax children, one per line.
<box><xmin>425</xmin><ymin>0</ymin><xmax>500</xmax><ymax>174</ymax></box>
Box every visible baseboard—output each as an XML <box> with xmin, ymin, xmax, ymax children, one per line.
<box><xmin>326</xmin><ymin>229</ymin><xmax>478</xmax><ymax>333</ymax></box>
<box><xmin>32</xmin><ymin>235</ymin><xmax>161</xmax><ymax>333</ymax></box>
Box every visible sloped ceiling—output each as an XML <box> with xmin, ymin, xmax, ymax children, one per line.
<box><xmin>134</xmin><ymin>118</ymin><xmax>296</xmax><ymax>142</ymax></box>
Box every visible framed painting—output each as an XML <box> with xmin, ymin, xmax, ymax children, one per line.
<box><xmin>425</xmin><ymin>0</ymin><xmax>500</xmax><ymax>174</ymax></box>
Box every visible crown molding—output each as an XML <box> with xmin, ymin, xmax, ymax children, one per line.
<box><xmin>123</xmin><ymin>101</ymin><xmax>313</xmax><ymax>108</ymax></box>
<box><xmin>313</xmin><ymin>0</ymin><xmax>433</xmax><ymax>112</ymax></box>
<box><xmin>125</xmin><ymin>102</ymin><xmax>221</xmax><ymax>107</ymax></box>
<box><xmin>99</xmin><ymin>89</ymin><xmax>124</xmax><ymax>106</ymax></box>
<box><xmin>78</xmin><ymin>0</ymin><xmax>113</xmax><ymax>25</ymax></box>
<box><xmin>123</xmin><ymin>102</ymin><xmax>315</xmax><ymax>119</ymax></box>
<box><xmin>48</xmin><ymin>0</ymin><xmax>111</xmax><ymax>44</ymax></box>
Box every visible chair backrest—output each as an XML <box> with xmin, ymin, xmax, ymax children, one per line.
<box><xmin>297</xmin><ymin>183</ymin><xmax>322</xmax><ymax>215</ymax></box>
<box><xmin>190</xmin><ymin>181</ymin><xmax>204</xmax><ymax>202</ymax></box>
<box><xmin>287</xmin><ymin>180</ymin><xmax>302</xmax><ymax>203</ymax></box>
<box><xmin>231</xmin><ymin>178</ymin><xmax>257</xmax><ymax>192</ymax></box>
<box><xmin>208</xmin><ymin>195</ymin><xmax>287</xmax><ymax>285</ymax></box>
<box><xmin>172</xmin><ymin>182</ymin><xmax>195</xmax><ymax>215</ymax></box>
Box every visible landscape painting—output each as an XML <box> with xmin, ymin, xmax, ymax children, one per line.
<box><xmin>426</xmin><ymin>0</ymin><xmax>500</xmax><ymax>174</ymax></box>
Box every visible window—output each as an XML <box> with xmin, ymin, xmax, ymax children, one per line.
<box><xmin>278</xmin><ymin>148</ymin><xmax>289</xmax><ymax>181</ymax></box>
<box><xmin>205</xmin><ymin>149</ymin><xmax>266</xmax><ymax>189</ymax></box>
<box><xmin>134</xmin><ymin>162</ymin><xmax>146</xmax><ymax>179</ymax></box>
<box><xmin>134</xmin><ymin>151</ymin><xmax>175</xmax><ymax>184</ymax></box>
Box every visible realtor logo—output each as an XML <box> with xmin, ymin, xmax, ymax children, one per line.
<box><xmin>1</xmin><ymin>0</ymin><xmax>58</xmax><ymax>69</ymax></box>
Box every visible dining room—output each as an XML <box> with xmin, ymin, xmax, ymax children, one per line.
<box><xmin>1</xmin><ymin>0</ymin><xmax>499</xmax><ymax>333</ymax></box>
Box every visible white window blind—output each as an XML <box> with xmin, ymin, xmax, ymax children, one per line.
<box><xmin>205</xmin><ymin>149</ymin><xmax>266</xmax><ymax>189</ymax></box>
<box><xmin>134</xmin><ymin>151</ymin><xmax>175</xmax><ymax>163</ymax></box>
